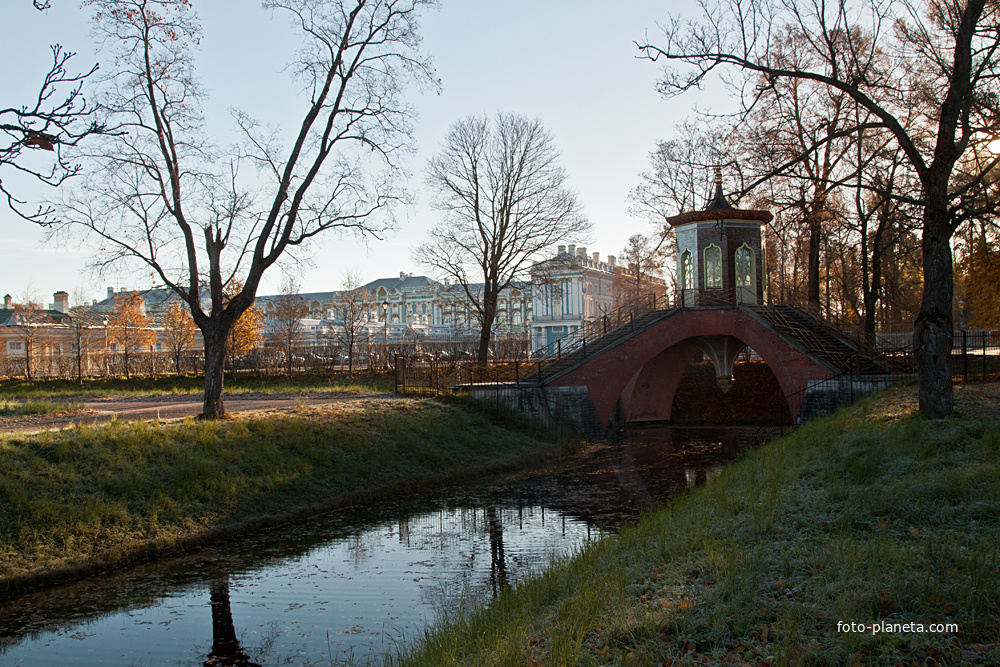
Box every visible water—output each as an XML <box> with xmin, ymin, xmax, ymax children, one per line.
<box><xmin>0</xmin><ymin>425</ymin><xmax>779</xmax><ymax>666</ymax></box>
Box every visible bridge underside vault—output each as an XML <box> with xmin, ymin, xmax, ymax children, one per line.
<box><xmin>547</xmin><ymin>308</ymin><xmax>838</xmax><ymax>429</ymax></box>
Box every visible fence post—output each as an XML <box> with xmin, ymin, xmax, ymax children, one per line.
<box><xmin>400</xmin><ymin>354</ymin><xmax>406</xmax><ymax>394</ymax></box>
<box><xmin>603</xmin><ymin>315</ymin><xmax>608</xmax><ymax>334</ymax></box>
<box><xmin>537</xmin><ymin>360</ymin><xmax>542</xmax><ymax>381</ymax></box>
<box><xmin>582</xmin><ymin>335</ymin><xmax>587</xmax><ymax>356</ymax></box>
<box><xmin>514</xmin><ymin>360</ymin><xmax>519</xmax><ymax>385</ymax></box>
<box><xmin>394</xmin><ymin>354</ymin><xmax>398</xmax><ymax>393</ymax></box>
<box><xmin>557</xmin><ymin>339</ymin><xmax>561</xmax><ymax>360</ymax></box>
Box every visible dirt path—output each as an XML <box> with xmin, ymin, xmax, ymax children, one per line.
<box><xmin>0</xmin><ymin>391</ymin><xmax>393</xmax><ymax>435</ymax></box>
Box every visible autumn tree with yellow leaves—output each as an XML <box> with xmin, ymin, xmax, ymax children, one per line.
<box><xmin>224</xmin><ymin>281</ymin><xmax>264</xmax><ymax>374</ymax></box>
<box><xmin>107</xmin><ymin>291</ymin><xmax>156</xmax><ymax>379</ymax></box>
<box><xmin>960</xmin><ymin>233</ymin><xmax>1000</xmax><ymax>330</ymax></box>
<box><xmin>163</xmin><ymin>300</ymin><xmax>196</xmax><ymax>375</ymax></box>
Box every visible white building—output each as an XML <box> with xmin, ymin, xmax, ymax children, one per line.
<box><xmin>529</xmin><ymin>245</ymin><xmax>617</xmax><ymax>352</ymax></box>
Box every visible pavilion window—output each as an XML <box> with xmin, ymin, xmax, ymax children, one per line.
<box><xmin>680</xmin><ymin>250</ymin><xmax>694</xmax><ymax>290</ymax></box>
<box><xmin>735</xmin><ymin>244</ymin><xmax>756</xmax><ymax>303</ymax></box>
<box><xmin>704</xmin><ymin>244</ymin><xmax>723</xmax><ymax>289</ymax></box>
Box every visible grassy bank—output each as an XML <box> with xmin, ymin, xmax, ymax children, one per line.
<box><xmin>392</xmin><ymin>384</ymin><xmax>1000</xmax><ymax>666</ymax></box>
<box><xmin>0</xmin><ymin>396</ymin><xmax>570</xmax><ymax>595</ymax></box>
<box><xmin>0</xmin><ymin>371</ymin><xmax>394</xmax><ymax>399</ymax></box>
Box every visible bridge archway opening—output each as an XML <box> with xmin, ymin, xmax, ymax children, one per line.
<box><xmin>618</xmin><ymin>336</ymin><xmax>793</xmax><ymax>425</ymax></box>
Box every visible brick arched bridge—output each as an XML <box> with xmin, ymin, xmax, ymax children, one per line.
<box><xmin>533</xmin><ymin>305</ymin><xmax>888</xmax><ymax>431</ymax></box>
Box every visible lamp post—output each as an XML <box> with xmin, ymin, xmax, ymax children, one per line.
<box><xmin>382</xmin><ymin>301</ymin><xmax>389</xmax><ymax>368</ymax></box>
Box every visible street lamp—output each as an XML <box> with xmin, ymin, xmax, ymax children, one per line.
<box><xmin>382</xmin><ymin>301</ymin><xmax>389</xmax><ymax>367</ymax></box>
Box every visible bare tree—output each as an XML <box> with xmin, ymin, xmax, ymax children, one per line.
<box><xmin>68</xmin><ymin>290</ymin><xmax>98</xmax><ymax>383</ymax></box>
<box><xmin>418</xmin><ymin>112</ymin><xmax>590</xmax><ymax>363</ymax></box>
<box><xmin>630</xmin><ymin>118</ymin><xmax>736</xmax><ymax>223</ymax></box>
<box><xmin>11</xmin><ymin>295</ymin><xmax>47</xmax><ymax>380</ymax></box>
<box><xmin>48</xmin><ymin>0</ymin><xmax>436</xmax><ymax>416</ymax></box>
<box><xmin>738</xmin><ymin>37</ymin><xmax>858</xmax><ymax>314</ymax></box>
<box><xmin>1</xmin><ymin>3</ymin><xmax>104</xmax><ymax>219</ymax></box>
<box><xmin>269</xmin><ymin>277</ymin><xmax>308</xmax><ymax>376</ymax></box>
<box><xmin>639</xmin><ymin>0</ymin><xmax>1000</xmax><ymax>417</ymax></box>
<box><xmin>610</xmin><ymin>233</ymin><xmax>669</xmax><ymax>313</ymax></box>
<box><xmin>337</xmin><ymin>271</ymin><xmax>370</xmax><ymax>377</ymax></box>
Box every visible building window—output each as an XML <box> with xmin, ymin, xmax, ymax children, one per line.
<box><xmin>704</xmin><ymin>244</ymin><xmax>722</xmax><ymax>289</ymax></box>
<box><xmin>680</xmin><ymin>250</ymin><xmax>694</xmax><ymax>290</ymax></box>
<box><xmin>8</xmin><ymin>340</ymin><xmax>23</xmax><ymax>352</ymax></box>
<box><xmin>735</xmin><ymin>244</ymin><xmax>756</xmax><ymax>303</ymax></box>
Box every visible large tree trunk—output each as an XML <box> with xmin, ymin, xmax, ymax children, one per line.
<box><xmin>914</xmin><ymin>195</ymin><xmax>954</xmax><ymax>418</ymax></box>
<box><xmin>477</xmin><ymin>297</ymin><xmax>498</xmax><ymax>365</ymax></box>
<box><xmin>202</xmin><ymin>328</ymin><xmax>227</xmax><ymax>418</ymax></box>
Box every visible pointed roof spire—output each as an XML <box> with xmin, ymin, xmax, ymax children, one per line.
<box><xmin>707</xmin><ymin>166</ymin><xmax>730</xmax><ymax>210</ymax></box>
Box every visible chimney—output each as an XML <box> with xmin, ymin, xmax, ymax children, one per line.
<box><xmin>3</xmin><ymin>294</ymin><xmax>11</xmax><ymax>309</ymax></box>
<box><xmin>578</xmin><ymin>246</ymin><xmax>587</xmax><ymax>258</ymax></box>
<box><xmin>107</xmin><ymin>286</ymin><xmax>115</xmax><ymax>299</ymax></box>
<box><xmin>53</xmin><ymin>291</ymin><xmax>69</xmax><ymax>314</ymax></box>
<box><xmin>557</xmin><ymin>245</ymin><xmax>566</xmax><ymax>256</ymax></box>
<box><xmin>567</xmin><ymin>244</ymin><xmax>576</xmax><ymax>257</ymax></box>
<box><xmin>592</xmin><ymin>252</ymin><xmax>600</xmax><ymax>263</ymax></box>
<box><xmin>608</xmin><ymin>255</ymin><xmax>616</xmax><ymax>268</ymax></box>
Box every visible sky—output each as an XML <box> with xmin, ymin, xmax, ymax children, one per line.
<box><xmin>0</xmin><ymin>0</ymin><xmax>730</xmax><ymax>305</ymax></box>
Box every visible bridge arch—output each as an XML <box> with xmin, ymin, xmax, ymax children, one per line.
<box><xmin>546</xmin><ymin>308</ymin><xmax>836</xmax><ymax>428</ymax></box>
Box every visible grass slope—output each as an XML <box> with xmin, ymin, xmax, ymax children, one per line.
<box><xmin>0</xmin><ymin>396</ymin><xmax>569</xmax><ymax>594</ymax></box>
<box><xmin>392</xmin><ymin>384</ymin><xmax>1000</xmax><ymax>667</ymax></box>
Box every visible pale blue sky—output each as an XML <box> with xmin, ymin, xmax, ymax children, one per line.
<box><xmin>1</xmin><ymin>0</ymin><xmax>729</xmax><ymax>304</ymax></box>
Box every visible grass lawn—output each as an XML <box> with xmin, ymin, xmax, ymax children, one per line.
<box><xmin>0</xmin><ymin>395</ymin><xmax>571</xmax><ymax>595</ymax></box>
<box><xmin>390</xmin><ymin>383</ymin><xmax>1000</xmax><ymax>666</ymax></box>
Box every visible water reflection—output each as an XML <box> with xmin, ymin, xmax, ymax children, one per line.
<box><xmin>206</xmin><ymin>577</ymin><xmax>260</xmax><ymax>667</ymax></box>
<box><xmin>0</xmin><ymin>425</ymin><xmax>777</xmax><ymax>665</ymax></box>
<box><xmin>486</xmin><ymin>507</ymin><xmax>507</xmax><ymax>595</ymax></box>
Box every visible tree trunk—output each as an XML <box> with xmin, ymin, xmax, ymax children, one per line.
<box><xmin>862</xmin><ymin>231</ymin><xmax>884</xmax><ymax>342</ymax></box>
<box><xmin>202</xmin><ymin>328</ymin><xmax>227</xmax><ymax>418</ymax></box>
<box><xmin>477</xmin><ymin>298</ymin><xmax>498</xmax><ymax>364</ymax></box>
<box><xmin>914</xmin><ymin>195</ymin><xmax>954</xmax><ymax>418</ymax></box>
<box><xmin>807</xmin><ymin>213</ymin><xmax>822</xmax><ymax>313</ymax></box>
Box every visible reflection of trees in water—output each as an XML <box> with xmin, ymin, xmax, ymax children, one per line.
<box><xmin>486</xmin><ymin>507</ymin><xmax>507</xmax><ymax>596</ymax></box>
<box><xmin>204</xmin><ymin>577</ymin><xmax>262</xmax><ymax>667</ymax></box>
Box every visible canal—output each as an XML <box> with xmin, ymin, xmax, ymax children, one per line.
<box><xmin>0</xmin><ymin>425</ymin><xmax>780</xmax><ymax>666</ymax></box>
